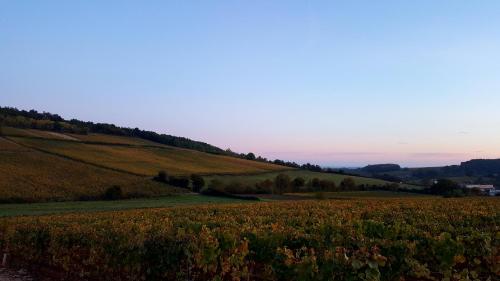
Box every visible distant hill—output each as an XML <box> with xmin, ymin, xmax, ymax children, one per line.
<box><xmin>361</xmin><ymin>164</ymin><xmax>401</xmax><ymax>173</ymax></box>
<box><xmin>346</xmin><ymin>159</ymin><xmax>500</xmax><ymax>186</ymax></box>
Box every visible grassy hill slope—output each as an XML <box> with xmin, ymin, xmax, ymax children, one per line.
<box><xmin>0</xmin><ymin>128</ymin><xmax>288</xmax><ymax>202</ymax></box>
<box><xmin>0</xmin><ymin>137</ymin><xmax>178</xmax><ymax>202</ymax></box>
<box><xmin>7</xmin><ymin>133</ymin><xmax>286</xmax><ymax>176</ymax></box>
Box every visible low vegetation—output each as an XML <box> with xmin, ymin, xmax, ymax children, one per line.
<box><xmin>204</xmin><ymin>170</ymin><xmax>417</xmax><ymax>194</ymax></box>
<box><xmin>0</xmin><ymin>198</ymin><xmax>497</xmax><ymax>280</ymax></box>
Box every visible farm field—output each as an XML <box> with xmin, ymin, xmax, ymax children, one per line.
<box><xmin>0</xmin><ymin>191</ymin><xmax>431</xmax><ymax>217</ymax></box>
<box><xmin>0</xmin><ymin>198</ymin><xmax>498</xmax><ymax>280</ymax></box>
<box><xmin>7</xmin><ymin>135</ymin><xmax>287</xmax><ymax>176</ymax></box>
<box><xmin>289</xmin><ymin>190</ymin><xmax>435</xmax><ymax>198</ymax></box>
<box><xmin>0</xmin><ymin>137</ymin><xmax>179</xmax><ymax>203</ymax></box>
<box><xmin>0</xmin><ymin>194</ymin><xmax>247</xmax><ymax>217</ymax></box>
<box><xmin>204</xmin><ymin>170</ymin><xmax>420</xmax><ymax>189</ymax></box>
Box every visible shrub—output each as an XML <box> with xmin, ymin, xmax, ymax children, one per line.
<box><xmin>291</xmin><ymin>177</ymin><xmax>305</xmax><ymax>192</ymax></box>
<box><xmin>274</xmin><ymin>174</ymin><xmax>291</xmax><ymax>194</ymax></box>
<box><xmin>340</xmin><ymin>177</ymin><xmax>356</xmax><ymax>190</ymax></box>
<box><xmin>155</xmin><ymin>171</ymin><xmax>169</xmax><ymax>183</ymax></box>
<box><xmin>224</xmin><ymin>181</ymin><xmax>253</xmax><ymax>194</ymax></box>
<box><xmin>255</xmin><ymin>179</ymin><xmax>273</xmax><ymax>194</ymax></box>
<box><xmin>190</xmin><ymin>174</ymin><xmax>205</xmax><ymax>193</ymax></box>
<box><xmin>208</xmin><ymin>179</ymin><xmax>225</xmax><ymax>191</ymax></box>
<box><xmin>103</xmin><ymin>186</ymin><xmax>123</xmax><ymax>201</ymax></box>
<box><xmin>168</xmin><ymin>176</ymin><xmax>190</xmax><ymax>189</ymax></box>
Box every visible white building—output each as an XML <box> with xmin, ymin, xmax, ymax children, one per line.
<box><xmin>464</xmin><ymin>185</ymin><xmax>498</xmax><ymax>196</ymax></box>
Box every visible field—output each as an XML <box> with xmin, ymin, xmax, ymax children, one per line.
<box><xmin>287</xmin><ymin>190</ymin><xmax>435</xmax><ymax>199</ymax></box>
<box><xmin>204</xmin><ymin>170</ymin><xmax>420</xmax><ymax>189</ymax></box>
<box><xmin>0</xmin><ymin>198</ymin><xmax>498</xmax><ymax>280</ymax></box>
<box><xmin>0</xmin><ymin>137</ymin><xmax>179</xmax><ymax>202</ymax></box>
<box><xmin>0</xmin><ymin>194</ymin><xmax>248</xmax><ymax>217</ymax></box>
<box><xmin>6</xmin><ymin>133</ymin><xmax>287</xmax><ymax>176</ymax></box>
<box><xmin>0</xmin><ymin>191</ymin><xmax>434</xmax><ymax>217</ymax></box>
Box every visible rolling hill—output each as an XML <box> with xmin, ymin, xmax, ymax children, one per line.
<box><xmin>0</xmin><ymin>127</ymin><xmax>288</xmax><ymax>202</ymax></box>
<box><xmin>0</xmin><ymin>137</ymin><xmax>178</xmax><ymax>202</ymax></box>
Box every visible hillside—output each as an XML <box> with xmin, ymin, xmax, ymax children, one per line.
<box><xmin>0</xmin><ymin>127</ymin><xmax>288</xmax><ymax>202</ymax></box>
<box><xmin>4</xmin><ymin>128</ymin><xmax>286</xmax><ymax>176</ymax></box>
<box><xmin>0</xmin><ymin>137</ymin><xmax>178</xmax><ymax>203</ymax></box>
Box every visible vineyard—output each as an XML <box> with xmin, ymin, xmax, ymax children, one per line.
<box><xmin>0</xmin><ymin>198</ymin><xmax>498</xmax><ymax>281</ymax></box>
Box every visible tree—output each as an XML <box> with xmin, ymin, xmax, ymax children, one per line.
<box><xmin>311</xmin><ymin>178</ymin><xmax>321</xmax><ymax>190</ymax></box>
<box><xmin>155</xmin><ymin>171</ymin><xmax>169</xmax><ymax>183</ymax></box>
<box><xmin>340</xmin><ymin>177</ymin><xmax>356</xmax><ymax>190</ymax></box>
<box><xmin>255</xmin><ymin>179</ymin><xmax>274</xmax><ymax>194</ymax></box>
<box><xmin>0</xmin><ymin>115</ymin><xmax>4</xmax><ymax>136</ymax></box>
<box><xmin>168</xmin><ymin>176</ymin><xmax>190</xmax><ymax>189</ymax></box>
<box><xmin>319</xmin><ymin>180</ymin><xmax>336</xmax><ymax>191</ymax></box>
<box><xmin>190</xmin><ymin>174</ymin><xmax>205</xmax><ymax>193</ymax></box>
<box><xmin>245</xmin><ymin>153</ymin><xmax>256</xmax><ymax>160</ymax></box>
<box><xmin>291</xmin><ymin>177</ymin><xmax>306</xmax><ymax>192</ymax></box>
<box><xmin>429</xmin><ymin>179</ymin><xmax>461</xmax><ymax>196</ymax></box>
<box><xmin>275</xmin><ymin>174</ymin><xmax>291</xmax><ymax>194</ymax></box>
<box><xmin>103</xmin><ymin>186</ymin><xmax>123</xmax><ymax>200</ymax></box>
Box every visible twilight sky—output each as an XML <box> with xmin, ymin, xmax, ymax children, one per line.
<box><xmin>1</xmin><ymin>0</ymin><xmax>500</xmax><ymax>167</ymax></box>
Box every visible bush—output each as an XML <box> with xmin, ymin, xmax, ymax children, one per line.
<box><xmin>274</xmin><ymin>174</ymin><xmax>291</xmax><ymax>194</ymax></box>
<box><xmin>291</xmin><ymin>177</ymin><xmax>305</xmax><ymax>192</ymax></box>
<box><xmin>103</xmin><ymin>186</ymin><xmax>123</xmax><ymax>201</ymax></box>
<box><xmin>190</xmin><ymin>174</ymin><xmax>205</xmax><ymax>193</ymax></box>
<box><xmin>168</xmin><ymin>176</ymin><xmax>190</xmax><ymax>189</ymax></box>
<box><xmin>255</xmin><ymin>179</ymin><xmax>273</xmax><ymax>194</ymax></box>
<box><xmin>155</xmin><ymin>171</ymin><xmax>169</xmax><ymax>183</ymax></box>
<box><xmin>340</xmin><ymin>177</ymin><xmax>356</xmax><ymax>190</ymax></box>
<box><xmin>206</xmin><ymin>179</ymin><xmax>226</xmax><ymax>193</ymax></box>
<box><xmin>224</xmin><ymin>181</ymin><xmax>254</xmax><ymax>194</ymax></box>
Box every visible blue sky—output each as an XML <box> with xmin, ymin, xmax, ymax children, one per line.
<box><xmin>1</xmin><ymin>0</ymin><xmax>500</xmax><ymax>167</ymax></box>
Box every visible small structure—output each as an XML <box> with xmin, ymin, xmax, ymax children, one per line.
<box><xmin>464</xmin><ymin>185</ymin><xmax>497</xmax><ymax>196</ymax></box>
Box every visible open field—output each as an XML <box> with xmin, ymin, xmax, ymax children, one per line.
<box><xmin>0</xmin><ymin>194</ymin><xmax>247</xmax><ymax>217</ymax></box>
<box><xmin>0</xmin><ymin>137</ymin><xmax>179</xmax><ymax>202</ymax></box>
<box><xmin>0</xmin><ymin>198</ymin><xmax>498</xmax><ymax>280</ymax></box>
<box><xmin>288</xmin><ymin>190</ymin><xmax>435</xmax><ymax>198</ymax></box>
<box><xmin>204</xmin><ymin>170</ymin><xmax>420</xmax><ymax>189</ymax></box>
<box><xmin>0</xmin><ymin>191</ymin><xmax>433</xmax><ymax>217</ymax></box>
<box><xmin>8</xmin><ymin>135</ymin><xmax>287</xmax><ymax>176</ymax></box>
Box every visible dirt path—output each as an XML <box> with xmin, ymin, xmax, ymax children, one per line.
<box><xmin>0</xmin><ymin>268</ymin><xmax>33</xmax><ymax>281</ymax></box>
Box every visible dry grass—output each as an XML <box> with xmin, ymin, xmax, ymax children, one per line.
<box><xmin>10</xmin><ymin>137</ymin><xmax>287</xmax><ymax>176</ymax></box>
<box><xmin>0</xmin><ymin>137</ymin><xmax>177</xmax><ymax>202</ymax></box>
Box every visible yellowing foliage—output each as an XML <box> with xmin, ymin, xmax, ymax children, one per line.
<box><xmin>1</xmin><ymin>198</ymin><xmax>498</xmax><ymax>280</ymax></box>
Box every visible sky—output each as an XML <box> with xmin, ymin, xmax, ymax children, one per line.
<box><xmin>1</xmin><ymin>0</ymin><xmax>500</xmax><ymax>167</ymax></box>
